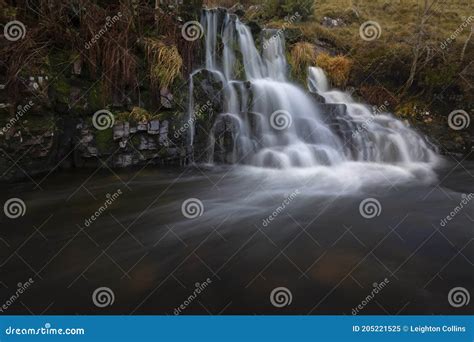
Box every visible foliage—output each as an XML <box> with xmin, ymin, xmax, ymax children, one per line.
<box><xmin>79</xmin><ymin>1</ymin><xmax>138</xmax><ymax>101</ymax></box>
<box><xmin>288</xmin><ymin>42</ymin><xmax>316</xmax><ymax>81</ymax></box>
<box><xmin>94</xmin><ymin>128</ymin><xmax>114</xmax><ymax>154</ymax></box>
<box><xmin>262</xmin><ymin>0</ymin><xmax>314</xmax><ymax>20</ymax></box>
<box><xmin>116</xmin><ymin>107</ymin><xmax>156</xmax><ymax>123</ymax></box>
<box><xmin>315</xmin><ymin>53</ymin><xmax>352</xmax><ymax>88</ymax></box>
<box><xmin>144</xmin><ymin>38</ymin><xmax>183</xmax><ymax>91</ymax></box>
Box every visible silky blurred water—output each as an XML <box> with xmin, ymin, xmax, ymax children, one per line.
<box><xmin>1</xmin><ymin>161</ymin><xmax>472</xmax><ymax>314</ymax></box>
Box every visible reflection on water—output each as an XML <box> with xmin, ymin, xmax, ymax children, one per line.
<box><xmin>0</xmin><ymin>161</ymin><xmax>473</xmax><ymax>314</ymax></box>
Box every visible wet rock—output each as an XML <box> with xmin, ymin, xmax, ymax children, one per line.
<box><xmin>148</xmin><ymin>120</ymin><xmax>160</xmax><ymax>134</ymax></box>
<box><xmin>114</xmin><ymin>154</ymin><xmax>134</xmax><ymax>167</ymax></box>
<box><xmin>138</xmin><ymin>135</ymin><xmax>157</xmax><ymax>150</ymax></box>
<box><xmin>160</xmin><ymin>88</ymin><xmax>173</xmax><ymax>109</ymax></box>
<box><xmin>229</xmin><ymin>3</ymin><xmax>244</xmax><ymax>17</ymax></box>
<box><xmin>247</xmin><ymin>21</ymin><xmax>261</xmax><ymax>37</ymax></box>
<box><xmin>72</xmin><ymin>58</ymin><xmax>82</xmax><ymax>75</ymax></box>
<box><xmin>321</xmin><ymin>16</ymin><xmax>344</xmax><ymax>28</ymax></box>
<box><xmin>212</xmin><ymin>115</ymin><xmax>238</xmax><ymax>164</ymax></box>
<box><xmin>137</xmin><ymin>121</ymin><xmax>147</xmax><ymax>131</ymax></box>
<box><xmin>310</xmin><ymin>92</ymin><xmax>326</xmax><ymax>104</ymax></box>
<box><xmin>159</xmin><ymin>120</ymin><xmax>169</xmax><ymax>146</ymax></box>
<box><xmin>113</xmin><ymin>122</ymin><xmax>130</xmax><ymax>140</ymax></box>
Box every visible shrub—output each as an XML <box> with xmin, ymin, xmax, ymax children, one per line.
<box><xmin>315</xmin><ymin>53</ymin><xmax>352</xmax><ymax>88</ymax></box>
<box><xmin>288</xmin><ymin>42</ymin><xmax>317</xmax><ymax>81</ymax></box>
<box><xmin>263</xmin><ymin>0</ymin><xmax>315</xmax><ymax>20</ymax></box>
<box><xmin>145</xmin><ymin>38</ymin><xmax>183</xmax><ymax>91</ymax></box>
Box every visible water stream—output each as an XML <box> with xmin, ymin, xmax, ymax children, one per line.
<box><xmin>188</xmin><ymin>9</ymin><xmax>440</xmax><ymax>186</ymax></box>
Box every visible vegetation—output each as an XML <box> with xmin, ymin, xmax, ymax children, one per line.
<box><xmin>315</xmin><ymin>53</ymin><xmax>352</xmax><ymax>88</ymax></box>
<box><xmin>288</xmin><ymin>42</ymin><xmax>317</xmax><ymax>81</ymax></box>
<box><xmin>241</xmin><ymin>0</ymin><xmax>472</xmax><ymax>152</ymax></box>
<box><xmin>262</xmin><ymin>0</ymin><xmax>315</xmax><ymax>19</ymax></box>
<box><xmin>0</xmin><ymin>0</ymin><xmax>471</xmax><ymax>155</ymax></box>
<box><xmin>145</xmin><ymin>38</ymin><xmax>183</xmax><ymax>91</ymax></box>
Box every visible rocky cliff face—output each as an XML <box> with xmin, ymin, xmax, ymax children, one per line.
<box><xmin>0</xmin><ymin>115</ymin><xmax>189</xmax><ymax>182</ymax></box>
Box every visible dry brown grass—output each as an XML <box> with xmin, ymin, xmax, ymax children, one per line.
<box><xmin>144</xmin><ymin>38</ymin><xmax>183</xmax><ymax>91</ymax></box>
<box><xmin>80</xmin><ymin>1</ymin><xmax>138</xmax><ymax>100</ymax></box>
<box><xmin>288</xmin><ymin>42</ymin><xmax>317</xmax><ymax>80</ymax></box>
<box><xmin>315</xmin><ymin>53</ymin><xmax>352</xmax><ymax>88</ymax></box>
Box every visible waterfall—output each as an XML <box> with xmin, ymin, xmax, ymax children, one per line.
<box><xmin>188</xmin><ymin>9</ymin><xmax>439</xmax><ymax>171</ymax></box>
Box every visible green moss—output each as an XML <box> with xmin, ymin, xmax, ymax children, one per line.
<box><xmin>94</xmin><ymin>129</ymin><xmax>114</xmax><ymax>154</ymax></box>
<box><xmin>130</xmin><ymin>134</ymin><xmax>141</xmax><ymax>147</ymax></box>
<box><xmin>420</xmin><ymin>64</ymin><xmax>459</xmax><ymax>90</ymax></box>
<box><xmin>87</xmin><ymin>83</ymin><xmax>104</xmax><ymax>111</ymax></box>
<box><xmin>52</xmin><ymin>77</ymin><xmax>71</xmax><ymax>104</ymax></box>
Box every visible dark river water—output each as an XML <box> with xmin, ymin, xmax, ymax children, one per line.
<box><xmin>1</xmin><ymin>160</ymin><xmax>473</xmax><ymax>315</ymax></box>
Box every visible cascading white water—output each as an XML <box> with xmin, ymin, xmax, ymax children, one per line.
<box><xmin>307</xmin><ymin>67</ymin><xmax>438</xmax><ymax>164</ymax></box>
<box><xmin>188</xmin><ymin>9</ymin><xmax>440</xmax><ymax>173</ymax></box>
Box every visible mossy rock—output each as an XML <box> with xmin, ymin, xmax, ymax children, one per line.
<box><xmin>94</xmin><ymin>128</ymin><xmax>114</xmax><ymax>154</ymax></box>
<box><xmin>51</xmin><ymin>77</ymin><xmax>71</xmax><ymax>105</ymax></box>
